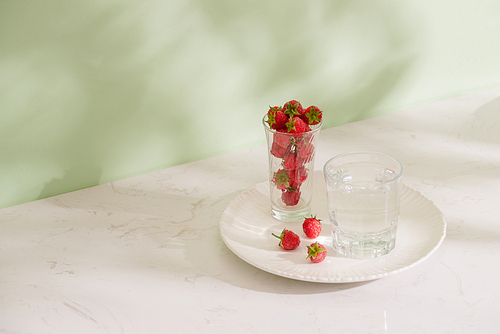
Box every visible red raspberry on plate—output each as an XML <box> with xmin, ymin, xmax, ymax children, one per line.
<box><xmin>307</xmin><ymin>242</ymin><xmax>327</xmax><ymax>263</ymax></box>
<box><xmin>272</xmin><ymin>228</ymin><xmax>300</xmax><ymax>250</ymax></box>
<box><xmin>282</xmin><ymin>188</ymin><xmax>300</xmax><ymax>206</ymax></box>
<box><xmin>302</xmin><ymin>215</ymin><xmax>322</xmax><ymax>239</ymax></box>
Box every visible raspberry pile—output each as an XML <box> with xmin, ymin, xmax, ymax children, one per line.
<box><xmin>266</xmin><ymin>100</ymin><xmax>323</xmax><ymax>207</ymax></box>
<box><xmin>266</xmin><ymin>100</ymin><xmax>322</xmax><ymax>132</ymax></box>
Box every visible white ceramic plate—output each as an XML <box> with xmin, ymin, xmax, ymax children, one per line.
<box><xmin>220</xmin><ymin>171</ymin><xmax>447</xmax><ymax>283</ymax></box>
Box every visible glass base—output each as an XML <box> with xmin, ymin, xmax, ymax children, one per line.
<box><xmin>332</xmin><ymin>225</ymin><xmax>397</xmax><ymax>259</ymax></box>
<box><xmin>271</xmin><ymin>206</ymin><xmax>311</xmax><ymax>222</ymax></box>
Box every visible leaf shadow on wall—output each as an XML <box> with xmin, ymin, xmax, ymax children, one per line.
<box><xmin>0</xmin><ymin>1</ymin><xmax>156</xmax><ymax>204</ymax></box>
<box><xmin>38</xmin><ymin>3</ymin><xmax>153</xmax><ymax>200</ymax></box>
<box><xmin>190</xmin><ymin>0</ymin><xmax>417</xmax><ymax>128</ymax></box>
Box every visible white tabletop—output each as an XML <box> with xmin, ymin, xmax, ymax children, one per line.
<box><xmin>2</xmin><ymin>87</ymin><xmax>500</xmax><ymax>333</ymax></box>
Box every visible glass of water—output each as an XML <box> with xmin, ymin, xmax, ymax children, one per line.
<box><xmin>323</xmin><ymin>152</ymin><xmax>403</xmax><ymax>259</ymax></box>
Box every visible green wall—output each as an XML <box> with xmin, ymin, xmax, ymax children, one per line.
<box><xmin>1</xmin><ymin>0</ymin><xmax>500</xmax><ymax>209</ymax></box>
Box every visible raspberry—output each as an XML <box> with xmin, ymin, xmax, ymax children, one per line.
<box><xmin>270</xmin><ymin>141</ymin><xmax>287</xmax><ymax>158</ymax></box>
<box><xmin>288</xmin><ymin>166</ymin><xmax>308</xmax><ymax>189</ymax></box>
<box><xmin>303</xmin><ymin>105</ymin><xmax>322</xmax><ymax>125</ymax></box>
<box><xmin>272</xmin><ymin>229</ymin><xmax>300</xmax><ymax>250</ymax></box>
<box><xmin>273</xmin><ymin>129</ymin><xmax>293</xmax><ymax>148</ymax></box>
<box><xmin>307</xmin><ymin>242</ymin><xmax>327</xmax><ymax>263</ymax></box>
<box><xmin>282</xmin><ymin>189</ymin><xmax>300</xmax><ymax>206</ymax></box>
<box><xmin>283</xmin><ymin>151</ymin><xmax>305</xmax><ymax>170</ymax></box>
<box><xmin>267</xmin><ymin>107</ymin><xmax>288</xmax><ymax>130</ymax></box>
<box><xmin>282</xmin><ymin>100</ymin><xmax>304</xmax><ymax>118</ymax></box>
<box><xmin>296</xmin><ymin>138</ymin><xmax>315</xmax><ymax>161</ymax></box>
<box><xmin>302</xmin><ymin>215</ymin><xmax>322</xmax><ymax>239</ymax></box>
<box><xmin>272</xmin><ymin>169</ymin><xmax>291</xmax><ymax>190</ymax></box>
<box><xmin>286</xmin><ymin>116</ymin><xmax>310</xmax><ymax>135</ymax></box>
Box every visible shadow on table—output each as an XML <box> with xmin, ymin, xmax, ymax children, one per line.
<box><xmin>172</xmin><ymin>188</ymin><xmax>374</xmax><ymax>294</ymax></box>
<box><xmin>215</xmin><ymin>246</ymin><xmax>374</xmax><ymax>294</ymax></box>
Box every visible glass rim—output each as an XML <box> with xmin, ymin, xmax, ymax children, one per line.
<box><xmin>323</xmin><ymin>151</ymin><xmax>404</xmax><ymax>183</ymax></box>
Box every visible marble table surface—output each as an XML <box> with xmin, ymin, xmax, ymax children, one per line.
<box><xmin>2</xmin><ymin>87</ymin><xmax>500</xmax><ymax>333</ymax></box>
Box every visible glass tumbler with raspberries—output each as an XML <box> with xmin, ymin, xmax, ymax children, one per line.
<box><xmin>263</xmin><ymin>100</ymin><xmax>323</xmax><ymax>222</ymax></box>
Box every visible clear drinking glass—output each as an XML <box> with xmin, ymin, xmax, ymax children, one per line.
<box><xmin>323</xmin><ymin>152</ymin><xmax>403</xmax><ymax>259</ymax></box>
<box><xmin>263</xmin><ymin>116</ymin><xmax>322</xmax><ymax>222</ymax></box>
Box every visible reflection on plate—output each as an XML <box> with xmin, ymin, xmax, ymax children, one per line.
<box><xmin>220</xmin><ymin>171</ymin><xmax>446</xmax><ymax>283</ymax></box>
